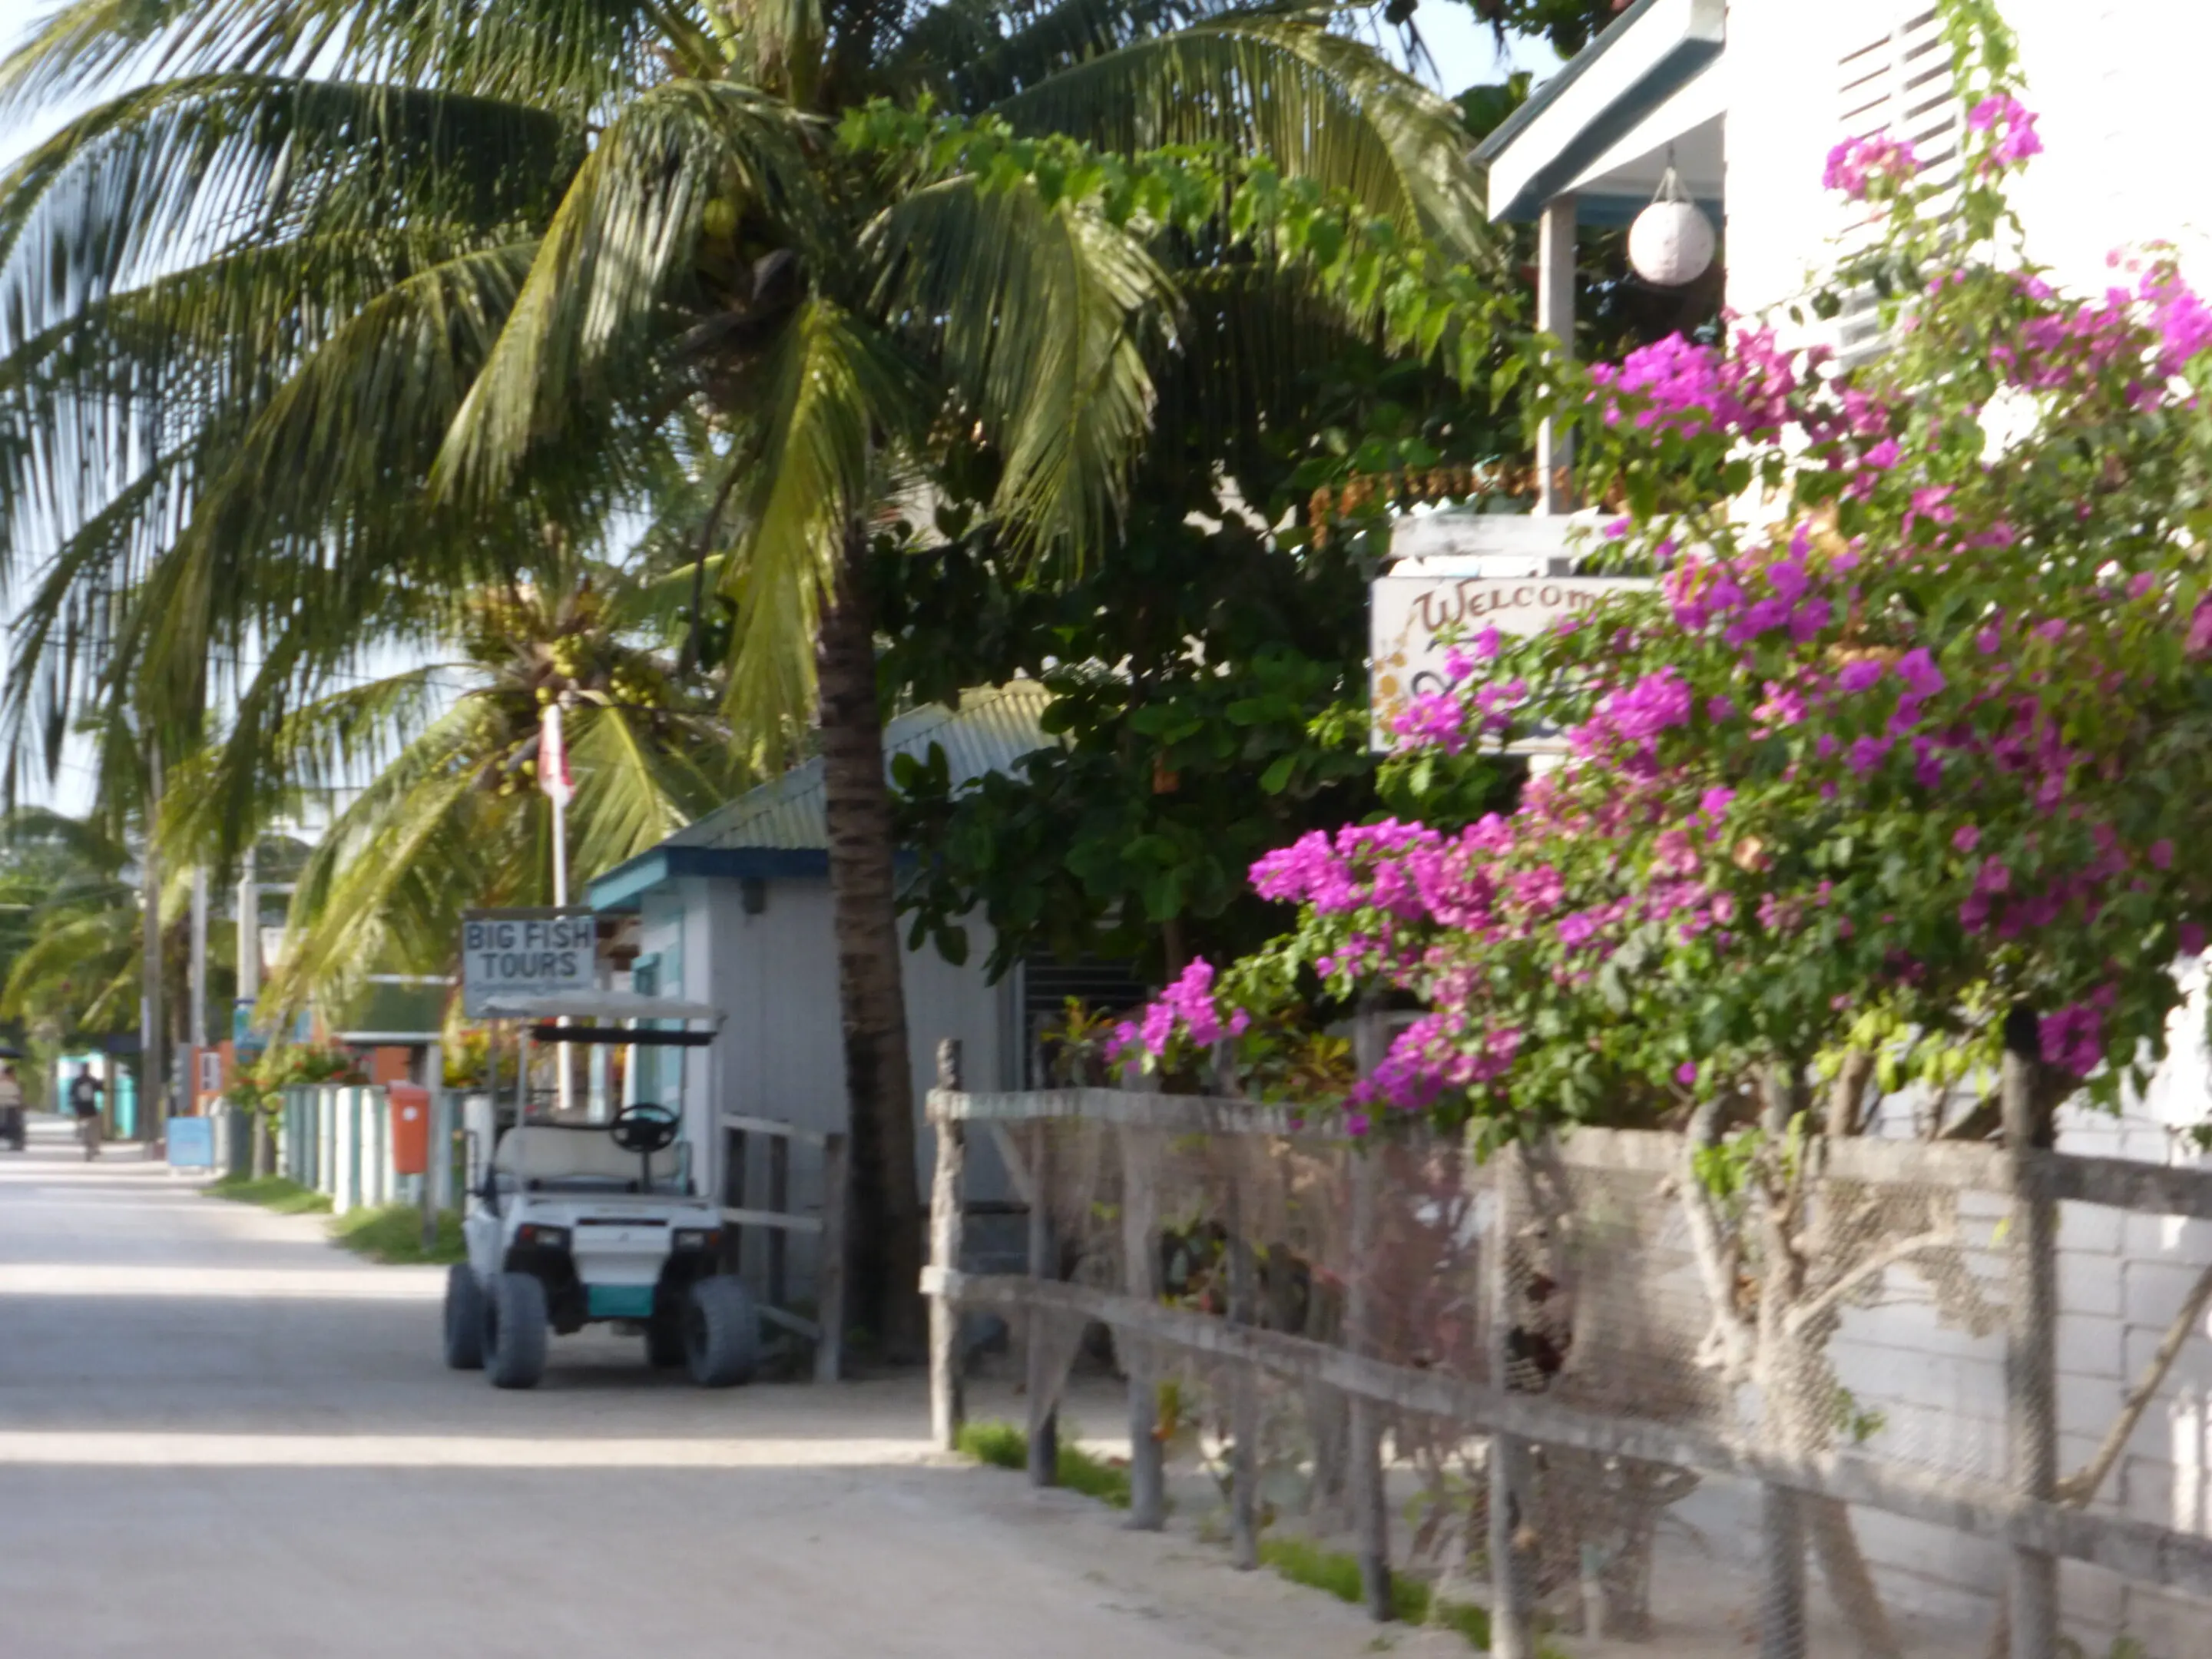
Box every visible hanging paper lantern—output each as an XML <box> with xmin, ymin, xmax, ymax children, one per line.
<box><xmin>1628</xmin><ymin>164</ymin><xmax>1717</xmax><ymax>289</ymax></box>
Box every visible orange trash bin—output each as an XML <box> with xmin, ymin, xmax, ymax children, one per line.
<box><xmin>389</xmin><ymin>1084</ymin><xmax>431</xmax><ymax>1177</ymax></box>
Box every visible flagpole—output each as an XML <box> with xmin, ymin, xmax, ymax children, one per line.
<box><xmin>545</xmin><ymin>700</ymin><xmax>574</xmax><ymax>1118</ymax></box>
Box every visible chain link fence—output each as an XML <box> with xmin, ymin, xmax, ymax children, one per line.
<box><xmin>924</xmin><ymin>1044</ymin><xmax>2212</xmax><ymax>1658</ymax></box>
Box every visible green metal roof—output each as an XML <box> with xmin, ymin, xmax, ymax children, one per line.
<box><xmin>588</xmin><ymin>681</ymin><xmax>1055</xmax><ymax>908</ymax></box>
<box><xmin>671</xmin><ymin>680</ymin><xmax>1054</xmax><ymax>853</ymax></box>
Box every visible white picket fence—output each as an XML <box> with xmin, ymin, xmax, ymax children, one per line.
<box><xmin>276</xmin><ymin>1084</ymin><xmax>430</xmax><ymax>1215</ymax></box>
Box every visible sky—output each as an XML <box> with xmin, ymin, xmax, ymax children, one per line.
<box><xmin>0</xmin><ymin>2</ymin><xmax>1564</xmax><ymax>820</ymax></box>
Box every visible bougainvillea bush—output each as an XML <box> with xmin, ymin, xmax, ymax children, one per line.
<box><xmin>1125</xmin><ymin>2</ymin><xmax>2212</xmax><ymax>1141</ymax></box>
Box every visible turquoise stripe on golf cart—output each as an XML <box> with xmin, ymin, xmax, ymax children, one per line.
<box><xmin>587</xmin><ymin>1284</ymin><xmax>656</xmax><ymax>1320</ymax></box>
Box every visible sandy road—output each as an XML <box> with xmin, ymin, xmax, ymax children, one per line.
<box><xmin>0</xmin><ymin>1115</ymin><xmax>1380</xmax><ymax>1659</ymax></box>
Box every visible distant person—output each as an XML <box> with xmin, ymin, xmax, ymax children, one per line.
<box><xmin>68</xmin><ymin>1065</ymin><xmax>103</xmax><ymax>1161</ymax></box>
<box><xmin>0</xmin><ymin>1063</ymin><xmax>21</xmax><ymax>1152</ymax></box>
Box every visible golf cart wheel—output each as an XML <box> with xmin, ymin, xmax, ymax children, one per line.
<box><xmin>442</xmin><ymin>1264</ymin><xmax>485</xmax><ymax>1370</ymax></box>
<box><xmin>484</xmin><ymin>1271</ymin><xmax>550</xmax><ymax>1389</ymax></box>
<box><xmin>684</xmin><ymin>1276</ymin><xmax>759</xmax><ymax>1388</ymax></box>
<box><xmin>645</xmin><ymin>1306</ymin><xmax>686</xmax><ymax>1370</ymax></box>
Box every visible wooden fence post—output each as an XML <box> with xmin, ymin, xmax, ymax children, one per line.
<box><xmin>2003</xmin><ymin>1007</ymin><xmax>2058</xmax><ymax>1659</ymax></box>
<box><xmin>1121</xmin><ymin>1084</ymin><xmax>1167</xmax><ymax>1530</ymax></box>
<box><xmin>725</xmin><ymin>1126</ymin><xmax>750</xmax><ymax>1282</ymax></box>
<box><xmin>1486</xmin><ymin>1143</ymin><xmax>1537</xmax><ymax>1659</ymax></box>
<box><xmin>816</xmin><ymin>1131</ymin><xmax>849</xmax><ymax>1386</ymax></box>
<box><xmin>1027</xmin><ymin>1118</ymin><xmax>1059</xmax><ymax>1487</ymax></box>
<box><xmin>1349</xmin><ymin>1003</ymin><xmax>1392</xmax><ymax>1621</ymax></box>
<box><xmin>1218</xmin><ymin>1041</ymin><xmax>1261</xmax><ymax>1568</ymax></box>
<box><xmin>768</xmin><ymin>1133</ymin><xmax>790</xmax><ymax>1313</ymax></box>
<box><xmin>928</xmin><ymin>1039</ymin><xmax>965</xmax><ymax>1437</ymax></box>
<box><xmin>1756</xmin><ymin>1069</ymin><xmax>1810</xmax><ymax>1659</ymax></box>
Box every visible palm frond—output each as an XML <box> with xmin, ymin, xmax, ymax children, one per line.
<box><xmin>121</xmin><ymin>242</ymin><xmax>544</xmax><ymax>720</ymax></box>
<box><xmin>987</xmin><ymin>17</ymin><xmax>1495</xmax><ymax>264</ymax></box>
<box><xmin>0</xmin><ymin>0</ymin><xmax>670</xmax><ymax>125</ymax></box>
<box><xmin>565</xmin><ymin>702</ymin><xmax>738</xmax><ymax>876</ymax></box>
<box><xmin>434</xmin><ymin>81</ymin><xmax>820</xmax><ymax>503</ymax></box>
<box><xmin>161</xmin><ymin>661</ymin><xmax>468</xmax><ymax>867</ymax></box>
<box><xmin>872</xmin><ymin>171</ymin><xmax>1174</xmax><ymax>562</ymax></box>
<box><xmin>269</xmin><ymin>760</ymin><xmax>511</xmax><ymax>1018</ymax></box>
<box><xmin>891</xmin><ymin>0</ymin><xmax>1242</xmax><ymax>107</ymax></box>
<box><xmin>0</xmin><ymin>75</ymin><xmax>572</xmax><ymax>352</ymax></box>
<box><xmin>715</xmin><ymin>297</ymin><xmax>913</xmax><ymax>752</ymax></box>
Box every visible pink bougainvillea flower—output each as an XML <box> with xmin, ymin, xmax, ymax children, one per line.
<box><xmin>1969</xmin><ymin>95</ymin><xmax>2043</xmax><ymax>171</ymax></box>
<box><xmin>1824</xmin><ymin>131</ymin><xmax>1919</xmax><ymax>201</ymax></box>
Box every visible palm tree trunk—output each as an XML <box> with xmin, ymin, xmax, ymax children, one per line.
<box><xmin>816</xmin><ymin>522</ymin><xmax>925</xmax><ymax>1361</ymax></box>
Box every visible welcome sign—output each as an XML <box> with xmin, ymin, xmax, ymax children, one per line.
<box><xmin>1370</xmin><ymin>573</ymin><xmax>1651</xmax><ymax>753</ymax></box>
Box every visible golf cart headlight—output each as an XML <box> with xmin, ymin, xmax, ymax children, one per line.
<box><xmin>674</xmin><ymin>1227</ymin><xmax>720</xmax><ymax>1253</ymax></box>
<box><xmin>517</xmin><ymin>1224</ymin><xmax>571</xmax><ymax>1250</ymax></box>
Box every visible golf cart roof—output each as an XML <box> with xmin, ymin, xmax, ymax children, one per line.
<box><xmin>479</xmin><ymin>991</ymin><xmax>723</xmax><ymax>1024</ymax></box>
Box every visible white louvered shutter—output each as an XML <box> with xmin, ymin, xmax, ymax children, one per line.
<box><xmin>1829</xmin><ymin>7</ymin><xmax>1965</xmax><ymax>366</ymax></box>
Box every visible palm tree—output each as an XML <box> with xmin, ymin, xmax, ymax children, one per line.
<box><xmin>178</xmin><ymin>574</ymin><xmax>746</xmax><ymax>1019</ymax></box>
<box><xmin>0</xmin><ymin>0</ymin><xmax>1495</xmax><ymax>1347</ymax></box>
<box><xmin>0</xmin><ymin>809</ymin><xmax>143</xmax><ymax>1038</ymax></box>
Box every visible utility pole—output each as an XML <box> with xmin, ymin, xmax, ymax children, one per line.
<box><xmin>237</xmin><ymin>843</ymin><xmax>259</xmax><ymax>1003</ymax></box>
<box><xmin>237</xmin><ymin>845</ymin><xmax>264</xmax><ymax>1174</ymax></box>
<box><xmin>188</xmin><ymin>866</ymin><xmax>208</xmax><ymax>1119</ymax></box>
<box><xmin>139</xmin><ymin>746</ymin><xmax>164</xmax><ymax>1151</ymax></box>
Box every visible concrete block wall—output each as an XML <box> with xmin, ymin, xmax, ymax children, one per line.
<box><xmin>1806</xmin><ymin>969</ymin><xmax>2212</xmax><ymax>1642</ymax></box>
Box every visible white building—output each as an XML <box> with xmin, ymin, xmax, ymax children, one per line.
<box><xmin>586</xmin><ymin>680</ymin><xmax>1141</xmax><ymax>1308</ymax></box>
<box><xmin>1482</xmin><ymin>2</ymin><xmax>2212</xmax><ymax>1647</ymax></box>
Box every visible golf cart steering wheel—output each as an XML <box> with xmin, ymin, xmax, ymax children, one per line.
<box><xmin>610</xmin><ymin>1103</ymin><xmax>680</xmax><ymax>1155</ymax></box>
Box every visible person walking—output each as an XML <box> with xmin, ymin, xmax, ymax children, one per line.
<box><xmin>68</xmin><ymin>1065</ymin><xmax>104</xmax><ymax>1161</ymax></box>
<box><xmin>0</xmin><ymin>1063</ymin><xmax>22</xmax><ymax>1151</ymax></box>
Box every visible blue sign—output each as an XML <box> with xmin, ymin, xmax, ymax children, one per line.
<box><xmin>166</xmin><ymin>1116</ymin><xmax>214</xmax><ymax>1170</ymax></box>
<box><xmin>233</xmin><ymin>999</ymin><xmax>265</xmax><ymax>1055</ymax></box>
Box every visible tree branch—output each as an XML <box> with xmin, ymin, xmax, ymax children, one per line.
<box><xmin>1784</xmin><ymin>1227</ymin><xmax>1958</xmax><ymax>1338</ymax></box>
<box><xmin>2055</xmin><ymin>1257</ymin><xmax>2212</xmax><ymax>1505</ymax></box>
<box><xmin>1681</xmin><ymin>1094</ymin><xmax>1753</xmax><ymax>1378</ymax></box>
<box><xmin>1830</xmin><ymin>1048</ymin><xmax>1876</xmax><ymax>1138</ymax></box>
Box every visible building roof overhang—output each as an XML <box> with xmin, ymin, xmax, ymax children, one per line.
<box><xmin>1476</xmin><ymin>0</ymin><xmax>1726</xmax><ymax>224</ymax></box>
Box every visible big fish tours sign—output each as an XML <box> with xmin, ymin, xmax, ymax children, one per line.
<box><xmin>461</xmin><ymin>907</ymin><xmax>598</xmax><ymax>1017</ymax></box>
<box><xmin>1370</xmin><ymin>572</ymin><xmax>1649</xmax><ymax>753</ymax></box>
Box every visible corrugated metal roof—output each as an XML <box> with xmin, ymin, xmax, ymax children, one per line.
<box><xmin>669</xmin><ymin>680</ymin><xmax>1055</xmax><ymax>854</ymax></box>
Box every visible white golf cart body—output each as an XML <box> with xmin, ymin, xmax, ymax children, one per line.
<box><xmin>470</xmin><ymin>1123</ymin><xmax>723</xmax><ymax>1316</ymax></box>
<box><xmin>445</xmin><ymin>990</ymin><xmax>757</xmax><ymax>1389</ymax></box>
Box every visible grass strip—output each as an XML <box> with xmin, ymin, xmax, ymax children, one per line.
<box><xmin>955</xmin><ymin>1419</ymin><xmax>1132</xmax><ymax>1508</ymax></box>
<box><xmin>205</xmin><ymin>1174</ymin><xmax>332</xmax><ymax>1215</ymax></box>
<box><xmin>329</xmin><ymin>1203</ymin><xmax>465</xmax><ymax>1266</ymax></box>
<box><xmin>1256</xmin><ymin>1534</ymin><xmax>1492</xmax><ymax>1647</ymax></box>
<box><xmin>955</xmin><ymin>1419</ymin><xmax>1507</xmax><ymax>1651</ymax></box>
<box><xmin>207</xmin><ymin>1178</ymin><xmax>463</xmax><ymax>1265</ymax></box>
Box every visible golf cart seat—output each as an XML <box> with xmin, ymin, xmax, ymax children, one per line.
<box><xmin>492</xmin><ymin>1124</ymin><xmax>671</xmax><ymax>1194</ymax></box>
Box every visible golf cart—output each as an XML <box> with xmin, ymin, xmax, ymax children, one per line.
<box><xmin>445</xmin><ymin>991</ymin><xmax>757</xmax><ymax>1390</ymax></box>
